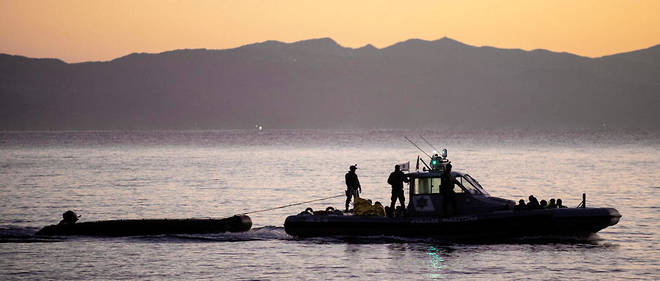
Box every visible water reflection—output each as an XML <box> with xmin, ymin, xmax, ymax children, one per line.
<box><xmin>1</xmin><ymin>130</ymin><xmax>657</xmax><ymax>280</ymax></box>
<box><xmin>427</xmin><ymin>246</ymin><xmax>445</xmax><ymax>279</ymax></box>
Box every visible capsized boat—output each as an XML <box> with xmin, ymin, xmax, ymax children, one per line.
<box><xmin>284</xmin><ymin>150</ymin><xmax>621</xmax><ymax>239</ymax></box>
<box><xmin>36</xmin><ymin>212</ymin><xmax>252</xmax><ymax>236</ymax></box>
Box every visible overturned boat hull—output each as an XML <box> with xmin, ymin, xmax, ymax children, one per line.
<box><xmin>284</xmin><ymin>208</ymin><xmax>620</xmax><ymax>239</ymax></box>
<box><xmin>36</xmin><ymin>215</ymin><xmax>252</xmax><ymax>236</ymax></box>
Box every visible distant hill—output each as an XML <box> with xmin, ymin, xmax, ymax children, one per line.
<box><xmin>1</xmin><ymin>38</ymin><xmax>659</xmax><ymax>130</ymax></box>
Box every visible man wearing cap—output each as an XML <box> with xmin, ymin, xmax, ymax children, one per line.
<box><xmin>345</xmin><ymin>165</ymin><xmax>361</xmax><ymax>212</ymax></box>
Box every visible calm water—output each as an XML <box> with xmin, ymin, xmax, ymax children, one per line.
<box><xmin>0</xmin><ymin>130</ymin><xmax>658</xmax><ymax>280</ymax></box>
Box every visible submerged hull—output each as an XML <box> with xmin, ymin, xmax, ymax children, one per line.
<box><xmin>36</xmin><ymin>215</ymin><xmax>252</xmax><ymax>236</ymax></box>
<box><xmin>284</xmin><ymin>208</ymin><xmax>620</xmax><ymax>239</ymax></box>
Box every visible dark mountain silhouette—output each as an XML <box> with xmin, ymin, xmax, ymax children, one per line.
<box><xmin>1</xmin><ymin>37</ymin><xmax>659</xmax><ymax>130</ymax></box>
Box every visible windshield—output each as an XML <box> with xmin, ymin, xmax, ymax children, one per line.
<box><xmin>463</xmin><ymin>174</ymin><xmax>488</xmax><ymax>195</ymax></box>
<box><xmin>456</xmin><ymin>176</ymin><xmax>480</xmax><ymax>194</ymax></box>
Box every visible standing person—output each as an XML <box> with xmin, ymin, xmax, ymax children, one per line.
<box><xmin>387</xmin><ymin>165</ymin><xmax>409</xmax><ymax>216</ymax></box>
<box><xmin>440</xmin><ymin>163</ymin><xmax>456</xmax><ymax>217</ymax></box>
<box><xmin>345</xmin><ymin>165</ymin><xmax>361</xmax><ymax>212</ymax></box>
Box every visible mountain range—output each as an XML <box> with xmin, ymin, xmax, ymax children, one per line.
<box><xmin>1</xmin><ymin>37</ymin><xmax>659</xmax><ymax>130</ymax></box>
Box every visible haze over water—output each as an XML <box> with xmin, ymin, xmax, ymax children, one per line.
<box><xmin>0</xmin><ymin>130</ymin><xmax>658</xmax><ymax>280</ymax></box>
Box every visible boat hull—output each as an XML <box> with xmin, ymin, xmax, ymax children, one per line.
<box><xmin>284</xmin><ymin>208</ymin><xmax>620</xmax><ymax>239</ymax></box>
<box><xmin>36</xmin><ymin>215</ymin><xmax>252</xmax><ymax>236</ymax></box>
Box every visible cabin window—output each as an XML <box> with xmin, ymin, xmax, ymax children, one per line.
<box><xmin>464</xmin><ymin>174</ymin><xmax>488</xmax><ymax>195</ymax></box>
<box><xmin>453</xmin><ymin>182</ymin><xmax>465</xmax><ymax>193</ymax></box>
<box><xmin>413</xmin><ymin>178</ymin><xmax>442</xmax><ymax>194</ymax></box>
<box><xmin>456</xmin><ymin>176</ymin><xmax>480</xmax><ymax>194</ymax></box>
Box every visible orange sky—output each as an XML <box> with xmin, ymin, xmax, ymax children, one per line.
<box><xmin>1</xmin><ymin>0</ymin><xmax>659</xmax><ymax>63</ymax></box>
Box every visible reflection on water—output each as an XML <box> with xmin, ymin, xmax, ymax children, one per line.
<box><xmin>0</xmin><ymin>130</ymin><xmax>658</xmax><ymax>280</ymax></box>
<box><xmin>427</xmin><ymin>246</ymin><xmax>445</xmax><ymax>279</ymax></box>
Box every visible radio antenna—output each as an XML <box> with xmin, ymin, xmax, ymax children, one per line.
<box><xmin>419</xmin><ymin>157</ymin><xmax>431</xmax><ymax>171</ymax></box>
<box><xmin>419</xmin><ymin>135</ymin><xmax>439</xmax><ymax>153</ymax></box>
<box><xmin>405</xmin><ymin>136</ymin><xmax>431</xmax><ymax>158</ymax></box>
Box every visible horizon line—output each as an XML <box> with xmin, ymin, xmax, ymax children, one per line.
<box><xmin>2</xmin><ymin>37</ymin><xmax>659</xmax><ymax>64</ymax></box>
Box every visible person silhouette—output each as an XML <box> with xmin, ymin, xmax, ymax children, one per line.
<box><xmin>514</xmin><ymin>199</ymin><xmax>527</xmax><ymax>210</ymax></box>
<box><xmin>345</xmin><ymin>165</ymin><xmax>361</xmax><ymax>212</ymax></box>
<box><xmin>58</xmin><ymin>210</ymin><xmax>79</xmax><ymax>226</ymax></box>
<box><xmin>557</xmin><ymin>198</ymin><xmax>567</xmax><ymax>208</ymax></box>
<box><xmin>440</xmin><ymin>163</ymin><xmax>456</xmax><ymax>216</ymax></box>
<box><xmin>387</xmin><ymin>165</ymin><xmax>409</xmax><ymax>216</ymax></box>
<box><xmin>527</xmin><ymin>195</ymin><xmax>540</xmax><ymax>209</ymax></box>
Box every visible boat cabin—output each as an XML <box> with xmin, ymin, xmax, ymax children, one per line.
<box><xmin>405</xmin><ymin>153</ymin><xmax>514</xmax><ymax>217</ymax></box>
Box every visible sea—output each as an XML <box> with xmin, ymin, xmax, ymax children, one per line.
<box><xmin>0</xmin><ymin>129</ymin><xmax>658</xmax><ymax>280</ymax></box>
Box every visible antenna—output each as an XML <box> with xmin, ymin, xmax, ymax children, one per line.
<box><xmin>405</xmin><ymin>136</ymin><xmax>431</xmax><ymax>158</ymax></box>
<box><xmin>419</xmin><ymin>135</ymin><xmax>439</xmax><ymax>153</ymax></box>
<box><xmin>419</xmin><ymin>157</ymin><xmax>431</xmax><ymax>171</ymax></box>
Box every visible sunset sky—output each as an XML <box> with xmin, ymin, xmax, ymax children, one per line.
<box><xmin>1</xmin><ymin>0</ymin><xmax>659</xmax><ymax>63</ymax></box>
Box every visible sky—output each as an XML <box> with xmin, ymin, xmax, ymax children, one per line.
<box><xmin>1</xmin><ymin>0</ymin><xmax>659</xmax><ymax>63</ymax></box>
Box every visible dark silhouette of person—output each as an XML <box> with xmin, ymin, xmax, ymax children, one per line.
<box><xmin>514</xmin><ymin>199</ymin><xmax>527</xmax><ymax>210</ymax></box>
<box><xmin>58</xmin><ymin>210</ymin><xmax>79</xmax><ymax>226</ymax></box>
<box><xmin>527</xmin><ymin>195</ymin><xmax>540</xmax><ymax>209</ymax></box>
<box><xmin>557</xmin><ymin>198</ymin><xmax>567</xmax><ymax>208</ymax></box>
<box><xmin>345</xmin><ymin>165</ymin><xmax>361</xmax><ymax>212</ymax></box>
<box><xmin>440</xmin><ymin>163</ymin><xmax>456</xmax><ymax>216</ymax></box>
<box><xmin>548</xmin><ymin>198</ymin><xmax>557</xmax><ymax>208</ymax></box>
<box><xmin>387</xmin><ymin>165</ymin><xmax>409</xmax><ymax>215</ymax></box>
<box><xmin>540</xmin><ymin>199</ymin><xmax>548</xmax><ymax>208</ymax></box>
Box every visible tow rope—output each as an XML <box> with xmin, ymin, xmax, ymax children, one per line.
<box><xmin>241</xmin><ymin>194</ymin><xmax>345</xmax><ymax>215</ymax></box>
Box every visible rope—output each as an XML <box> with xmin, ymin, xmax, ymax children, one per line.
<box><xmin>240</xmin><ymin>193</ymin><xmax>345</xmax><ymax>215</ymax></box>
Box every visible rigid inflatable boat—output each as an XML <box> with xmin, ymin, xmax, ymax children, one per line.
<box><xmin>284</xmin><ymin>150</ymin><xmax>621</xmax><ymax>239</ymax></box>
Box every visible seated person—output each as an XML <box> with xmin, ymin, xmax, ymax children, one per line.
<box><xmin>547</xmin><ymin>198</ymin><xmax>557</xmax><ymax>208</ymax></box>
<box><xmin>556</xmin><ymin>198</ymin><xmax>567</xmax><ymax>208</ymax></box>
<box><xmin>58</xmin><ymin>210</ymin><xmax>79</xmax><ymax>226</ymax></box>
<box><xmin>527</xmin><ymin>195</ymin><xmax>541</xmax><ymax>209</ymax></box>
<box><xmin>514</xmin><ymin>199</ymin><xmax>527</xmax><ymax>210</ymax></box>
<box><xmin>539</xmin><ymin>200</ymin><xmax>548</xmax><ymax>208</ymax></box>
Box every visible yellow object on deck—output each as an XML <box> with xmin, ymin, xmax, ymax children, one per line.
<box><xmin>354</xmin><ymin>198</ymin><xmax>386</xmax><ymax>216</ymax></box>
